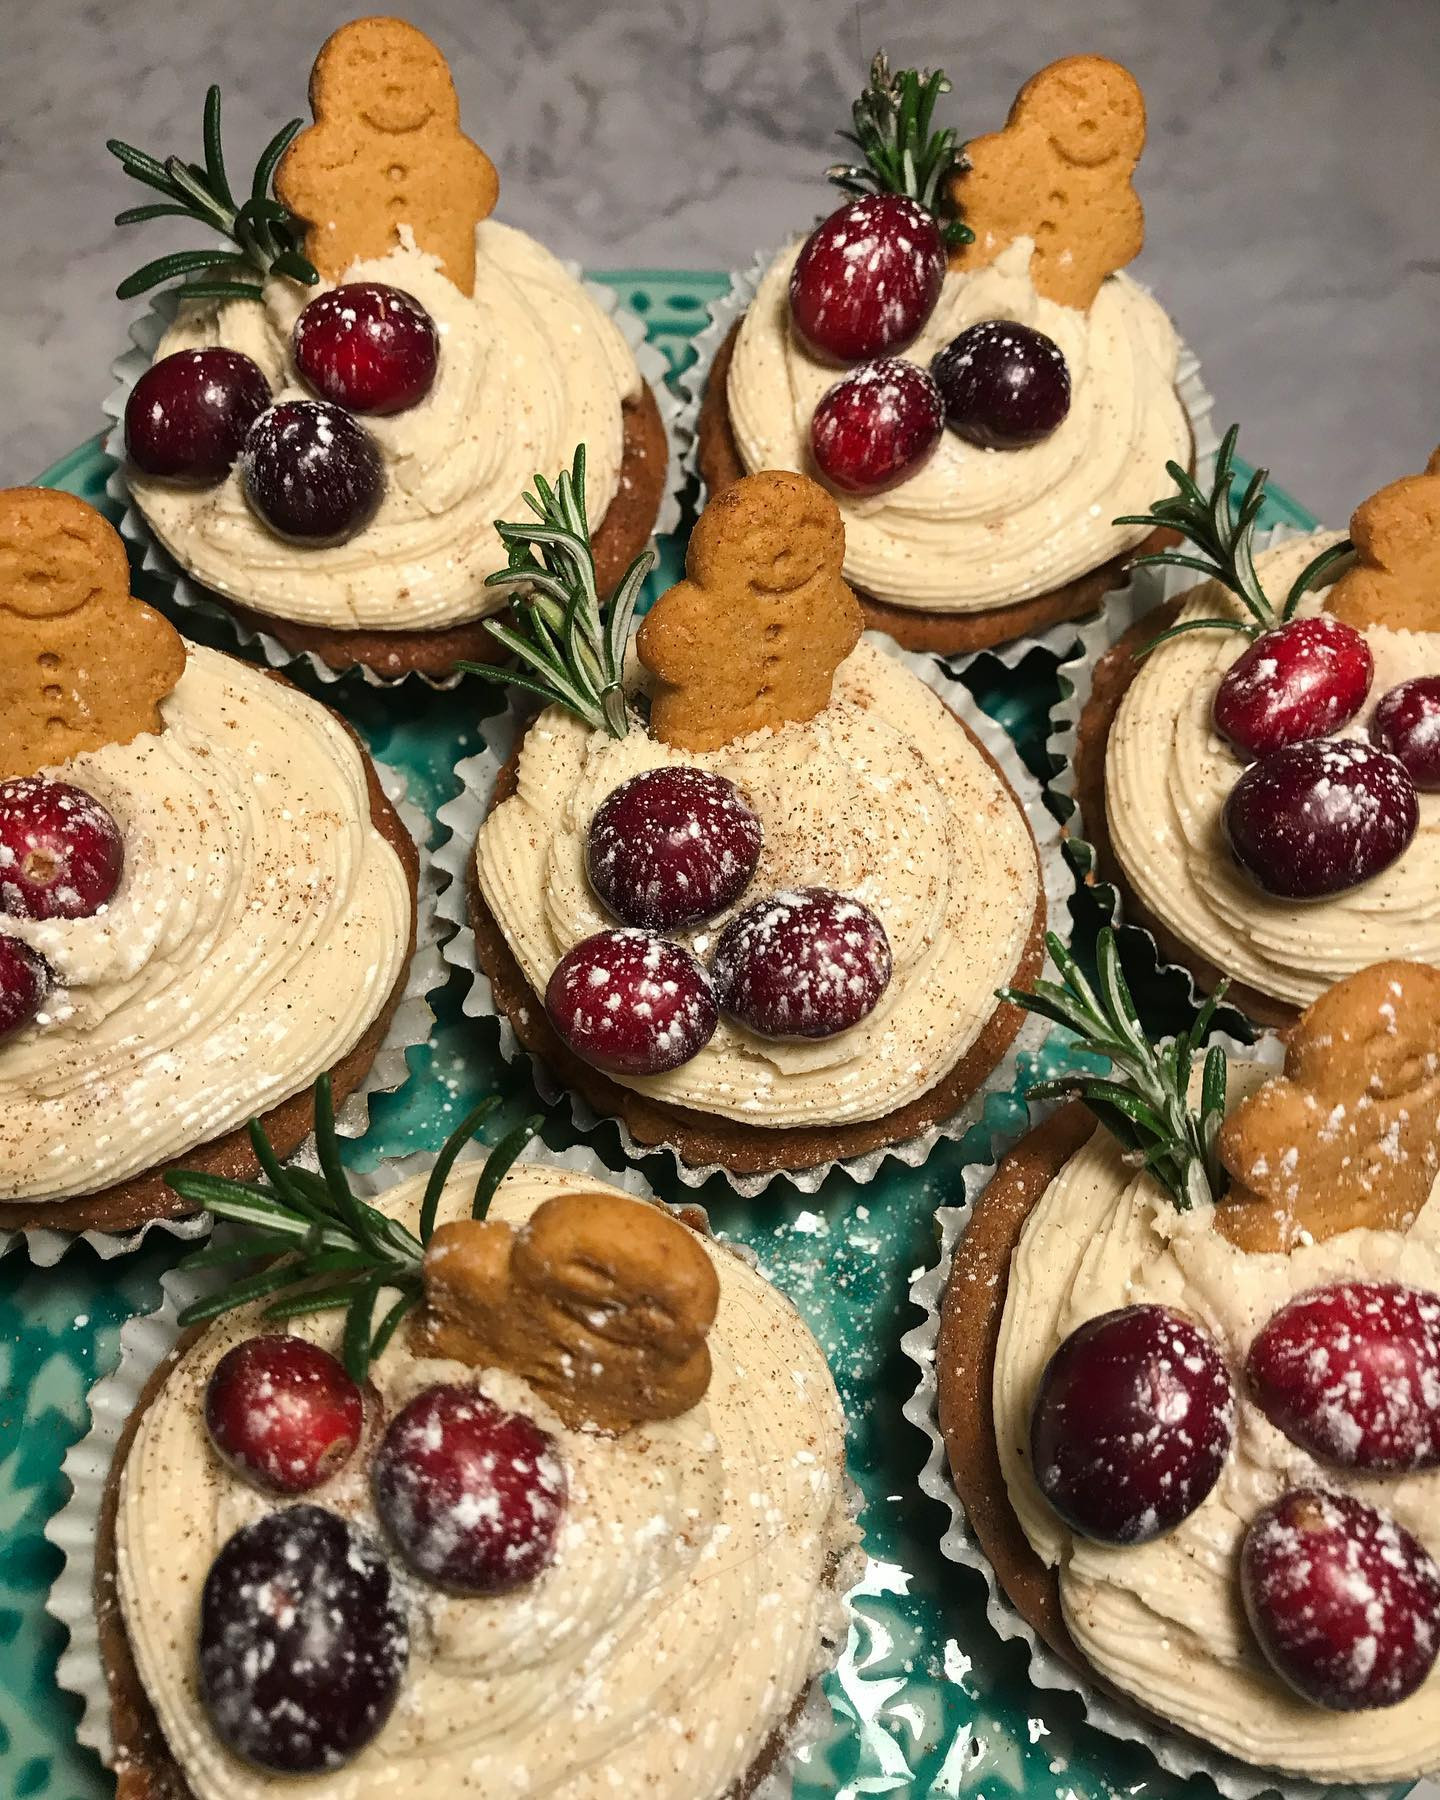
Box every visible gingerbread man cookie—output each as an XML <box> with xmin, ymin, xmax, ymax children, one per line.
<box><xmin>949</xmin><ymin>56</ymin><xmax>1146</xmax><ymax>310</ymax></box>
<box><xmin>0</xmin><ymin>489</ymin><xmax>184</xmax><ymax>781</ymax></box>
<box><xmin>415</xmin><ymin>1190</ymin><xmax>720</xmax><ymax>1434</ymax></box>
<box><xmin>276</xmin><ymin>17</ymin><xmax>499</xmax><ymax>296</ymax></box>
<box><xmin>1325</xmin><ymin>449</ymin><xmax>1440</xmax><ymax>634</ymax></box>
<box><xmin>637</xmin><ymin>470</ymin><xmax>863</xmax><ymax>754</ymax></box>
<box><xmin>1216</xmin><ymin>960</ymin><xmax>1440</xmax><ymax>1253</ymax></box>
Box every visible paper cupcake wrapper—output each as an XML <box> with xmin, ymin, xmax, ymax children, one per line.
<box><xmin>897</xmin><ymin>1028</ymin><xmax>1396</xmax><ymax>1800</ymax></box>
<box><xmin>682</xmin><ymin>250</ymin><xmax>1219</xmax><ymax>671</ymax></box>
<box><xmin>45</xmin><ymin>1135</ymin><xmax>865</xmax><ymax>1797</ymax></box>
<box><xmin>0</xmin><ymin>758</ymin><xmax>446</xmax><ymax>1267</ymax></box>
<box><xmin>433</xmin><ymin>634</ymin><xmax>1072</xmax><ymax>1197</ymax></box>
<box><xmin>103</xmin><ymin>270</ymin><xmax>690</xmax><ymax>690</ymax></box>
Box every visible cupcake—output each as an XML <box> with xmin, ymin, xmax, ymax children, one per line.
<box><xmin>108</xmin><ymin>16</ymin><xmax>668</xmax><ymax>681</ymax></box>
<box><xmin>0</xmin><ymin>489</ymin><xmax>419</xmax><ymax>1236</ymax></box>
<box><xmin>696</xmin><ymin>53</ymin><xmax>1198</xmax><ymax>656</ymax></box>
<box><xmin>92</xmin><ymin>1085</ymin><xmax>859</xmax><ymax>1796</ymax></box>
<box><xmin>454</xmin><ymin>453</ymin><xmax>1048</xmax><ymax>1182</ymax></box>
<box><xmin>933</xmin><ymin>932</ymin><xmax>1440</xmax><ymax>1782</ymax></box>
<box><xmin>1072</xmin><ymin>430</ymin><xmax>1440</xmax><ymax>1027</ymax></box>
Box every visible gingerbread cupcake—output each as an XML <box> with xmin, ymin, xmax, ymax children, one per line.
<box><xmin>695</xmin><ymin>53</ymin><xmax>1206</xmax><ymax>657</ymax></box>
<box><xmin>1065</xmin><ymin>430</ymin><xmax>1440</xmax><ymax>1028</ymax></box>
<box><xmin>105</xmin><ymin>17</ymin><xmax>670</xmax><ymax>681</ymax></box>
<box><xmin>920</xmin><ymin>933</ymin><xmax>1440</xmax><ymax>1785</ymax></box>
<box><xmin>0</xmin><ymin>490</ymin><xmax>421</xmax><ymax>1240</ymax></box>
<box><xmin>440</xmin><ymin>453</ymin><xmax>1057</xmax><ymax>1187</ymax></box>
<box><xmin>58</xmin><ymin>1091</ymin><xmax>859</xmax><ymax>1797</ymax></box>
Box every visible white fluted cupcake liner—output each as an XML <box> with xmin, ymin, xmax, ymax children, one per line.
<box><xmin>683</xmin><ymin>250</ymin><xmax>1218</xmax><ymax>670</ymax></box>
<box><xmin>1</xmin><ymin>759</ymin><xmax>446</xmax><ymax>1267</ymax></box>
<box><xmin>45</xmin><ymin>1135</ymin><xmax>864</xmax><ymax>1797</ymax></box>
<box><xmin>433</xmin><ymin>634</ymin><xmax>1072</xmax><ymax>1196</ymax></box>
<box><xmin>103</xmin><ymin>271</ymin><xmax>689</xmax><ymax>689</ymax></box>
<box><xmin>896</xmin><ymin>1029</ymin><xmax>1393</xmax><ymax>1800</ymax></box>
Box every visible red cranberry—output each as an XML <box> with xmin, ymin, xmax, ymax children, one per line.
<box><xmin>1242</xmin><ymin>1489</ymin><xmax>1440</xmax><ymax>1711</ymax></box>
<box><xmin>1246</xmin><ymin>1282</ymin><xmax>1440</xmax><ymax>1473</ymax></box>
<box><xmin>809</xmin><ymin>358</ymin><xmax>944</xmax><ymax>497</ymax></box>
<box><xmin>1030</xmin><ymin>1304</ymin><xmax>1234</xmax><ymax>1545</ymax></box>
<box><xmin>931</xmin><ymin>320</ymin><xmax>1071</xmax><ymax>450</ymax></box>
<box><xmin>1372</xmin><ymin>676</ymin><xmax>1440</xmax><ymax>790</ymax></box>
<box><xmin>0</xmin><ymin>777</ymin><xmax>123</xmax><ymax>921</ymax></box>
<box><xmin>0</xmin><ymin>936</ymin><xmax>51</xmax><ymax>1041</ymax></box>
<box><xmin>711</xmin><ymin>887</ymin><xmax>891</xmax><ymax>1040</ymax></box>
<box><xmin>788</xmin><ymin>194</ymin><xmax>945</xmax><ymax>364</ymax></box>
<box><xmin>1213</xmin><ymin>617</ymin><xmax>1374</xmax><ymax>759</ymax></box>
<box><xmin>199</xmin><ymin>1505</ymin><xmax>406</xmax><ymax>1773</ymax></box>
<box><xmin>587</xmin><ymin>767</ymin><xmax>762</xmax><ymax>931</ymax></box>
<box><xmin>293</xmin><ymin>282</ymin><xmax>439</xmax><ymax>416</ymax></box>
<box><xmin>1224</xmin><ymin>738</ymin><xmax>1419</xmax><ymax>899</ymax></box>
<box><xmin>372</xmin><ymin>1384</ymin><xmax>565</xmax><ymax>1595</ymax></box>
<box><xmin>545</xmin><ymin>929</ymin><xmax>717</xmax><ymax>1076</ymax></box>
<box><xmin>241</xmin><ymin>400</ymin><xmax>384</xmax><ymax>544</ymax></box>
<box><xmin>204</xmin><ymin>1335</ymin><xmax>364</xmax><ymax>1495</ymax></box>
<box><xmin>125</xmin><ymin>348</ymin><xmax>271</xmax><ymax>484</ymax></box>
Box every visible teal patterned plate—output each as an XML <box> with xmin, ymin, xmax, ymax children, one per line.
<box><xmin>3</xmin><ymin>273</ymin><xmax>1320</xmax><ymax>1800</ymax></box>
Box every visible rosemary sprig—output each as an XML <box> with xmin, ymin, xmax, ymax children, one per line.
<box><xmin>458</xmin><ymin>444</ymin><xmax>655</xmax><ymax>739</ymax></box>
<box><xmin>108</xmin><ymin>85</ymin><xmax>319</xmax><ymax>303</ymax></box>
<box><xmin>1116</xmin><ymin>424</ymin><xmax>1354</xmax><ymax>654</ymax></box>
<box><xmin>166</xmin><ymin>1075</ymin><xmax>543</xmax><ymax>1383</ymax></box>
<box><xmin>999</xmin><ymin>929</ymin><xmax>1229</xmax><ymax>1212</ymax></box>
<box><xmin>827</xmin><ymin>52</ymin><xmax>974</xmax><ymax>246</ymax></box>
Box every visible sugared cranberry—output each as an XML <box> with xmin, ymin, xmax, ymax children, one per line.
<box><xmin>1372</xmin><ymin>676</ymin><xmax>1440</xmax><ymax>790</ymax></box>
<box><xmin>788</xmin><ymin>194</ymin><xmax>945</xmax><ymax>364</ymax></box>
<box><xmin>546</xmin><ymin>929</ymin><xmax>717</xmax><ymax>1076</ymax></box>
<box><xmin>1224</xmin><ymin>738</ymin><xmax>1418</xmax><ymax>899</ymax></box>
<box><xmin>293</xmin><ymin>282</ymin><xmax>440</xmax><ymax>416</ymax></box>
<box><xmin>204</xmin><ymin>1335</ymin><xmax>364</xmax><ymax>1495</ymax></box>
<box><xmin>0</xmin><ymin>778</ymin><xmax>123</xmax><ymax>921</ymax></box>
<box><xmin>587</xmin><ymin>767</ymin><xmax>762</xmax><ymax>931</ymax></box>
<box><xmin>198</xmin><ymin>1505</ymin><xmax>407</xmax><ymax>1773</ymax></box>
<box><xmin>1242</xmin><ymin>1489</ymin><xmax>1440</xmax><ymax>1711</ymax></box>
<box><xmin>241</xmin><ymin>399</ymin><xmax>383</xmax><ymax>544</ymax></box>
<box><xmin>711</xmin><ymin>887</ymin><xmax>891</xmax><ymax>1040</ymax></box>
<box><xmin>0</xmin><ymin>936</ymin><xmax>51</xmax><ymax>1041</ymax></box>
<box><xmin>809</xmin><ymin>358</ymin><xmax>944</xmax><ymax>496</ymax></box>
<box><xmin>1030</xmin><ymin>1304</ymin><xmax>1234</xmax><ymax>1545</ymax></box>
<box><xmin>1246</xmin><ymin>1282</ymin><xmax>1440</xmax><ymax>1473</ymax></box>
<box><xmin>125</xmin><ymin>348</ymin><xmax>271</xmax><ymax>484</ymax></box>
<box><xmin>372</xmin><ymin>1384</ymin><xmax>565</xmax><ymax>1595</ymax></box>
<box><xmin>931</xmin><ymin>320</ymin><xmax>1071</xmax><ymax>450</ymax></box>
<box><xmin>1213</xmin><ymin>617</ymin><xmax>1374</xmax><ymax>759</ymax></box>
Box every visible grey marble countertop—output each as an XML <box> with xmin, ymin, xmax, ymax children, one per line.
<box><xmin>3</xmin><ymin>0</ymin><xmax>1436</xmax><ymax>523</ymax></box>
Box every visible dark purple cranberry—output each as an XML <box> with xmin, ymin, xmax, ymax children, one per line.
<box><xmin>809</xmin><ymin>358</ymin><xmax>945</xmax><ymax>496</ymax></box>
<box><xmin>293</xmin><ymin>282</ymin><xmax>440</xmax><ymax>415</ymax></box>
<box><xmin>1030</xmin><ymin>1304</ymin><xmax>1234</xmax><ymax>1545</ymax></box>
<box><xmin>0</xmin><ymin>936</ymin><xmax>51</xmax><ymax>1041</ymax></box>
<box><xmin>1372</xmin><ymin>675</ymin><xmax>1440</xmax><ymax>789</ymax></box>
<box><xmin>545</xmin><ymin>929</ymin><xmax>717</xmax><ymax>1076</ymax></box>
<box><xmin>198</xmin><ymin>1505</ymin><xmax>407</xmax><ymax>1773</ymax></box>
<box><xmin>586</xmin><ymin>767</ymin><xmax>762</xmax><ymax>931</ymax></box>
<box><xmin>1213</xmin><ymin>617</ymin><xmax>1374</xmax><ymax>759</ymax></box>
<box><xmin>0</xmin><ymin>777</ymin><xmax>123</xmax><ymax>920</ymax></box>
<box><xmin>931</xmin><ymin>320</ymin><xmax>1071</xmax><ymax>449</ymax></box>
<box><xmin>205</xmin><ymin>1335</ymin><xmax>364</xmax><ymax>1495</ymax></box>
<box><xmin>711</xmin><ymin>887</ymin><xmax>891</xmax><ymax>1040</ymax></box>
<box><xmin>125</xmin><ymin>348</ymin><xmax>271</xmax><ymax>484</ymax></box>
<box><xmin>1224</xmin><ymin>738</ymin><xmax>1419</xmax><ymax>899</ymax></box>
<box><xmin>1246</xmin><ymin>1282</ymin><xmax>1440</xmax><ymax>1472</ymax></box>
<box><xmin>789</xmin><ymin>194</ymin><xmax>946</xmax><ymax>364</ymax></box>
<box><xmin>1242</xmin><ymin>1489</ymin><xmax>1440</xmax><ymax>1710</ymax></box>
<box><xmin>241</xmin><ymin>400</ymin><xmax>384</xmax><ymax>544</ymax></box>
<box><xmin>372</xmin><ymin>1384</ymin><xmax>565</xmax><ymax>1594</ymax></box>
